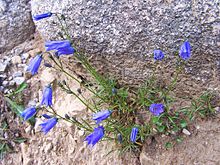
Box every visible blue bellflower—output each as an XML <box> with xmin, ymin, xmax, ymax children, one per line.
<box><xmin>40</xmin><ymin>117</ymin><xmax>58</xmax><ymax>134</ymax></box>
<box><xmin>85</xmin><ymin>126</ymin><xmax>104</xmax><ymax>146</ymax></box>
<box><xmin>21</xmin><ymin>107</ymin><xmax>36</xmax><ymax>121</ymax></box>
<box><xmin>149</xmin><ymin>103</ymin><xmax>164</xmax><ymax>116</ymax></box>
<box><xmin>41</xmin><ymin>85</ymin><xmax>53</xmax><ymax>107</ymax></box>
<box><xmin>112</xmin><ymin>88</ymin><xmax>117</xmax><ymax>95</ymax></box>
<box><xmin>42</xmin><ymin>114</ymin><xmax>52</xmax><ymax>119</ymax></box>
<box><xmin>130</xmin><ymin>127</ymin><xmax>138</xmax><ymax>143</ymax></box>
<box><xmin>93</xmin><ymin>110</ymin><xmax>112</xmax><ymax>124</ymax></box>
<box><xmin>179</xmin><ymin>41</ymin><xmax>191</xmax><ymax>60</ymax></box>
<box><xmin>154</xmin><ymin>50</ymin><xmax>164</xmax><ymax>60</ymax></box>
<box><xmin>26</xmin><ymin>55</ymin><xmax>42</xmax><ymax>75</ymax></box>
<box><xmin>33</xmin><ymin>12</ymin><xmax>52</xmax><ymax>21</ymax></box>
<box><xmin>118</xmin><ymin>133</ymin><xmax>123</xmax><ymax>143</ymax></box>
<box><xmin>45</xmin><ymin>40</ymin><xmax>75</xmax><ymax>56</ymax></box>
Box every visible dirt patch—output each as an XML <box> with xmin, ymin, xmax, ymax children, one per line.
<box><xmin>140</xmin><ymin>116</ymin><xmax>220</xmax><ymax>165</ymax></box>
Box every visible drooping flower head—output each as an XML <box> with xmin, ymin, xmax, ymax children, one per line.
<box><xmin>93</xmin><ymin>110</ymin><xmax>112</xmax><ymax>124</ymax></box>
<box><xmin>33</xmin><ymin>12</ymin><xmax>52</xmax><ymax>21</ymax></box>
<box><xmin>41</xmin><ymin>85</ymin><xmax>53</xmax><ymax>107</ymax></box>
<box><xmin>118</xmin><ymin>133</ymin><xmax>123</xmax><ymax>143</ymax></box>
<box><xmin>20</xmin><ymin>107</ymin><xmax>36</xmax><ymax>121</ymax></box>
<box><xmin>154</xmin><ymin>50</ymin><xmax>164</xmax><ymax>61</ymax></box>
<box><xmin>149</xmin><ymin>103</ymin><xmax>164</xmax><ymax>116</ymax></box>
<box><xmin>26</xmin><ymin>55</ymin><xmax>42</xmax><ymax>75</ymax></box>
<box><xmin>45</xmin><ymin>40</ymin><xmax>75</xmax><ymax>56</ymax></box>
<box><xmin>42</xmin><ymin>114</ymin><xmax>52</xmax><ymax>119</ymax></box>
<box><xmin>179</xmin><ymin>41</ymin><xmax>191</xmax><ymax>60</ymax></box>
<box><xmin>112</xmin><ymin>88</ymin><xmax>117</xmax><ymax>95</ymax></box>
<box><xmin>40</xmin><ymin>117</ymin><xmax>58</xmax><ymax>134</ymax></box>
<box><xmin>85</xmin><ymin>126</ymin><xmax>104</xmax><ymax>146</ymax></box>
<box><xmin>130</xmin><ymin>127</ymin><xmax>138</xmax><ymax>143</ymax></box>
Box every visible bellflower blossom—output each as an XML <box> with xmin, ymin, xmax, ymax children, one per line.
<box><xmin>42</xmin><ymin>114</ymin><xmax>52</xmax><ymax>119</ymax></box>
<box><xmin>130</xmin><ymin>127</ymin><xmax>138</xmax><ymax>143</ymax></box>
<box><xmin>45</xmin><ymin>40</ymin><xmax>75</xmax><ymax>56</ymax></box>
<box><xmin>118</xmin><ymin>133</ymin><xmax>123</xmax><ymax>143</ymax></box>
<box><xmin>26</xmin><ymin>55</ymin><xmax>42</xmax><ymax>75</ymax></box>
<box><xmin>154</xmin><ymin>50</ymin><xmax>164</xmax><ymax>61</ymax></box>
<box><xmin>20</xmin><ymin>107</ymin><xmax>36</xmax><ymax>121</ymax></box>
<box><xmin>92</xmin><ymin>110</ymin><xmax>112</xmax><ymax>124</ymax></box>
<box><xmin>112</xmin><ymin>88</ymin><xmax>117</xmax><ymax>94</ymax></box>
<box><xmin>85</xmin><ymin>126</ymin><xmax>104</xmax><ymax>146</ymax></box>
<box><xmin>40</xmin><ymin>117</ymin><xmax>58</xmax><ymax>134</ymax></box>
<box><xmin>149</xmin><ymin>103</ymin><xmax>164</xmax><ymax>116</ymax></box>
<box><xmin>179</xmin><ymin>41</ymin><xmax>191</xmax><ymax>60</ymax></box>
<box><xmin>33</xmin><ymin>12</ymin><xmax>52</xmax><ymax>21</ymax></box>
<box><xmin>41</xmin><ymin>85</ymin><xmax>53</xmax><ymax>107</ymax></box>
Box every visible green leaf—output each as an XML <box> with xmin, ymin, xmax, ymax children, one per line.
<box><xmin>157</xmin><ymin>125</ymin><xmax>166</xmax><ymax>133</ymax></box>
<box><xmin>1</xmin><ymin>121</ymin><xmax>8</xmax><ymax>130</ymax></box>
<box><xmin>176</xmin><ymin>137</ymin><xmax>183</xmax><ymax>143</ymax></box>
<box><xmin>5</xmin><ymin>97</ymin><xmax>23</xmax><ymax>115</ymax></box>
<box><xmin>5</xmin><ymin>97</ymin><xmax>36</xmax><ymax>126</ymax></box>
<box><xmin>6</xmin><ymin>82</ymin><xmax>28</xmax><ymax>97</ymax></box>
<box><xmin>172</xmin><ymin>126</ymin><xmax>180</xmax><ymax>132</ymax></box>
<box><xmin>152</xmin><ymin>116</ymin><xmax>159</xmax><ymax>124</ymax></box>
<box><xmin>165</xmin><ymin>142</ymin><xmax>173</xmax><ymax>149</ymax></box>
<box><xmin>180</xmin><ymin>119</ymin><xmax>187</xmax><ymax>128</ymax></box>
<box><xmin>14</xmin><ymin>137</ymin><xmax>28</xmax><ymax>143</ymax></box>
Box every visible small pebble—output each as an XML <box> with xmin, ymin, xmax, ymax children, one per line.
<box><xmin>4</xmin><ymin>89</ymin><xmax>9</xmax><ymax>94</ymax></box>
<box><xmin>214</xmin><ymin>107</ymin><xmax>220</xmax><ymax>112</ymax></box>
<box><xmin>14</xmin><ymin>77</ymin><xmax>25</xmax><ymax>85</ymax></box>
<box><xmin>9</xmin><ymin>80</ymin><xmax>15</xmax><ymax>86</ymax></box>
<box><xmin>2</xmin><ymin>80</ymin><xmax>8</xmax><ymax>86</ymax></box>
<box><xmin>78</xmin><ymin>130</ymin><xmax>85</xmax><ymax>136</ymax></box>
<box><xmin>21</xmin><ymin>53</ymin><xmax>30</xmax><ymax>60</ymax></box>
<box><xmin>8</xmin><ymin>76</ymin><xmax>13</xmax><ymax>81</ymax></box>
<box><xmin>0</xmin><ymin>62</ymin><xmax>8</xmax><ymax>72</ymax></box>
<box><xmin>0</xmin><ymin>86</ymin><xmax>4</xmax><ymax>91</ymax></box>
<box><xmin>11</xmin><ymin>55</ymin><xmax>22</xmax><ymax>64</ymax></box>
<box><xmin>182</xmin><ymin>128</ymin><xmax>191</xmax><ymax>136</ymax></box>
<box><xmin>13</xmin><ymin>71</ymin><xmax>23</xmax><ymax>78</ymax></box>
<box><xmin>18</xmin><ymin>64</ymin><xmax>28</xmax><ymax>68</ymax></box>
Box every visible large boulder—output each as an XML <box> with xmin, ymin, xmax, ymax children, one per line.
<box><xmin>31</xmin><ymin>0</ymin><xmax>220</xmax><ymax>94</ymax></box>
<box><xmin>0</xmin><ymin>0</ymin><xmax>35</xmax><ymax>54</ymax></box>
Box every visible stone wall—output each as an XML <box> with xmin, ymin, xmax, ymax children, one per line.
<box><xmin>31</xmin><ymin>0</ymin><xmax>220</xmax><ymax>96</ymax></box>
<box><xmin>0</xmin><ymin>0</ymin><xmax>35</xmax><ymax>54</ymax></box>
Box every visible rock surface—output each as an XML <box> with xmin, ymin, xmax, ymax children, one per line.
<box><xmin>0</xmin><ymin>0</ymin><xmax>35</xmax><ymax>54</ymax></box>
<box><xmin>31</xmin><ymin>0</ymin><xmax>219</xmax><ymax>57</ymax></box>
<box><xmin>31</xmin><ymin>0</ymin><xmax>220</xmax><ymax>89</ymax></box>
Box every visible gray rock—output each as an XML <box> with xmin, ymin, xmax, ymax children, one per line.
<box><xmin>31</xmin><ymin>0</ymin><xmax>220</xmax><ymax>91</ymax></box>
<box><xmin>14</xmin><ymin>77</ymin><xmax>25</xmax><ymax>85</ymax></box>
<box><xmin>18</xmin><ymin>64</ymin><xmax>28</xmax><ymax>68</ymax></box>
<box><xmin>0</xmin><ymin>86</ymin><xmax>4</xmax><ymax>91</ymax></box>
<box><xmin>0</xmin><ymin>0</ymin><xmax>7</xmax><ymax>15</ymax></box>
<box><xmin>2</xmin><ymin>81</ymin><xmax>8</xmax><ymax>87</ymax></box>
<box><xmin>13</xmin><ymin>71</ymin><xmax>23</xmax><ymax>77</ymax></box>
<box><xmin>11</xmin><ymin>55</ymin><xmax>22</xmax><ymax>64</ymax></box>
<box><xmin>182</xmin><ymin>128</ymin><xmax>191</xmax><ymax>136</ymax></box>
<box><xmin>28</xmin><ymin>100</ymin><xmax>37</xmax><ymax>106</ymax></box>
<box><xmin>4</xmin><ymin>89</ymin><xmax>9</xmax><ymax>94</ymax></box>
<box><xmin>21</xmin><ymin>53</ymin><xmax>30</xmax><ymax>60</ymax></box>
<box><xmin>0</xmin><ymin>0</ymin><xmax>35</xmax><ymax>54</ymax></box>
<box><xmin>0</xmin><ymin>62</ymin><xmax>7</xmax><ymax>72</ymax></box>
<box><xmin>8</xmin><ymin>76</ymin><xmax>13</xmax><ymax>81</ymax></box>
<box><xmin>31</xmin><ymin>0</ymin><xmax>219</xmax><ymax>58</ymax></box>
<box><xmin>9</xmin><ymin>80</ymin><xmax>15</xmax><ymax>86</ymax></box>
<box><xmin>0</xmin><ymin>74</ymin><xmax>7</xmax><ymax>80</ymax></box>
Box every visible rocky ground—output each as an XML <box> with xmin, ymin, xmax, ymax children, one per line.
<box><xmin>0</xmin><ymin>33</ymin><xmax>220</xmax><ymax>165</ymax></box>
